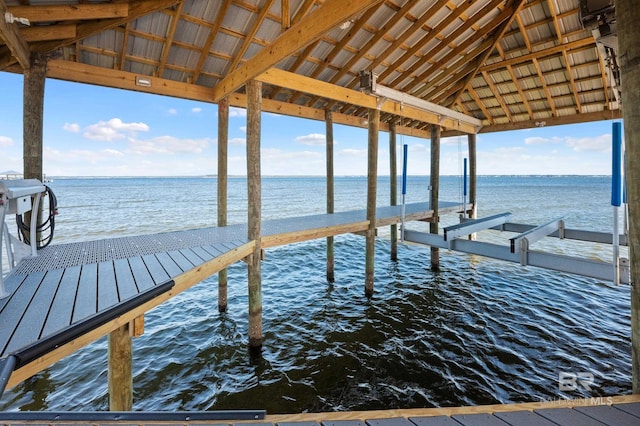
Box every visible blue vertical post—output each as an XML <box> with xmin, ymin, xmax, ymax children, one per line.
<box><xmin>401</xmin><ymin>144</ymin><xmax>408</xmax><ymax>240</ymax></box>
<box><xmin>463</xmin><ymin>157</ymin><xmax>468</xmax><ymax>219</ymax></box>
<box><xmin>612</xmin><ymin>122</ymin><xmax>622</xmax><ymax>285</ymax></box>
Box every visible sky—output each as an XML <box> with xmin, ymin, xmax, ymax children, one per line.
<box><xmin>0</xmin><ymin>71</ymin><xmax>622</xmax><ymax>177</ymax></box>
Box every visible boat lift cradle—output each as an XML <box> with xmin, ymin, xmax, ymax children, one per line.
<box><xmin>0</xmin><ymin>179</ymin><xmax>46</xmax><ymax>298</ymax></box>
<box><xmin>404</xmin><ymin>212</ymin><xmax>630</xmax><ymax>284</ymax></box>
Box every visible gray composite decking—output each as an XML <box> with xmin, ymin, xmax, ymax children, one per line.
<box><xmin>0</xmin><ymin>202</ymin><xmax>457</xmax><ymax>369</ymax></box>
<box><xmin>0</xmin><ymin>402</ymin><xmax>638</xmax><ymax>425</ymax></box>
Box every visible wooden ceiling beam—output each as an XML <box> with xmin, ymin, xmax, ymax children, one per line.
<box><xmin>478</xmin><ymin>110</ymin><xmax>622</xmax><ymax>134</ymax></box>
<box><xmin>481</xmin><ymin>70</ymin><xmax>513</xmax><ymax>122</ymax></box>
<box><xmin>191</xmin><ymin>0</ymin><xmax>232</xmax><ymax>83</ymax></box>
<box><xmin>7</xmin><ymin>4</ymin><xmax>129</xmax><ymax>23</ymax></box>
<box><xmin>226</xmin><ymin>0</ymin><xmax>275</xmax><ymax>73</ymax></box>
<box><xmin>211</xmin><ymin>0</ymin><xmax>384</xmax><ymax>102</ymax></box>
<box><xmin>480</xmin><ymin>37</ymin><xmax>595</xmax><ymax>73</ymax></box>
<box><xmin>0</xmin><ymin>23</ymin><xmax>76</xmax><ymax>43</ymax></box>
<box><xmin>0</xmin><ymin>0</ymin><xmax>30</xmax><ymax>69</ymax></box>
<box><xmin>256</xmin><ymin>68</ymin><xmax>480</xmax><ymax>133</ymax></box>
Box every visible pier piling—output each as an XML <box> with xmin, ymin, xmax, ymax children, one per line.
<box><xmin>23</xmin><ymin>52</ymin><xmax>46</xmax><ymax>182</ymax></box>
<box><xmin>108</xmin><ymin>324</ymin><xmax>133</xmax><ymax>411</ymax></box>
<box><xmin>429</xmin><ymin>124</ymin><xmax>441</xmax><ymax>270</ymax></box>
<box><xmin>246</xmin><ymin>80</ymin><xmax>263</xmax><ymax>349</ymax></box>
<box><xmin>468</xmin><ymin>133</ymin><xmax>477</xmax><ymax>240</ymax></box>
<box><xmin>217</xmin><ymin>97</ymin><xmax>229</xmax><ymax>312</ymax></box>
<box><xmin>365</xmin><ymin>108</ymin><xmax>380</xmax><ymax>296</ymax></box>
<box><xmin>326</xmin><ymin>109</ymin><xmax>335</xmax><ymax>282</ymax></box>
<box><xmin>618</xmin><ymin>0</ymin><xmax>640</xmax><ymax>393</ymax></box>
<box><xmin>389</xmin><ymin>120</ymin><xmax>398</xmax><ymax>261</ymax></box>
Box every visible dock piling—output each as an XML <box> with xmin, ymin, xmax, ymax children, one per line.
<box><xmin>429</xmin><ymin>124</ymin><xmax>441</xmax><ymax>270</ymax></box>
<box><xmin>365</xmin><ymin>108</ymin><xmax>380</xmax><ymax>296</ymax></box>
<box><xmin>246</xmin><ymin>80</ymin><xmax>263</xmax><ymax>349</ymax></box>
<box><xmin>218</xmin><ymin>97</ymin><xmax>229</xmax><ymax>312</ymax></box>
<box><xmin>468</xmin><ymin>133</ymin><xmax>477</xmax><ymax>240</ymax></box>
<box><xmin>108</xmin><ymin>323</ymin><xmax>133</xmax><ymax>411</ymax></box>
<box><xmin>618</xmin><ymin>0</ymin><xmax>640</xmax><ymax>393</ymax></box>
<box><xmin>326</xmin><ymin>109</ymin><xmax>335</xmax><ymax>282</ymax></box>
<box><xmin>389</xmin><ymin>120</ymin><xmax>398</xmax><ymax>261</ymax></box>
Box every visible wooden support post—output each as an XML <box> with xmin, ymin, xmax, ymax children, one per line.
<box><xmin>429</xmin><ymin>124</ymin><xmax>441</xmax><ymax>270</ymax></box>
<box><xmin>365</xmin><ymin>108</ymin><xmax>380</xmax><ymax>296</ymax></box>
<box><xmin>618</xmin><ymin>0</ymin><xmax>640</xmax><ymax>393</ymax></box>
<box><xmin>217</xmin><ymin>97</ymin><xmax>229</xmax><ymax>312</ymax></box>
<box><xmin>108</xmin><ymin>323</ymin><xmax>133</xmax><ymax>411</ymax></box>
<box><xmin>246</xmin><ymin>80</ymin><xmax>262</xmax><ymax>349</ymax></box>
<box><xmin>389</xmin><ymin>120</ymin><xmax>398</xmax><ymax>261</ymax></box>
<box><xmin>23</xmin><ymin>52</ymin><xmax>47</xmax><ymax>181</ymax></box>
<box><xmin>326</xmin><ymin>109</ymin><xmax>335</xmax><ymax>282</ymax></box>
<box><xmin>468</xmin><ymin>133</ymin><xmax>477</xmax><ymax>240</ymax></box>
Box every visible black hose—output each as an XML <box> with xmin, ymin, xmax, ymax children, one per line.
<box><xmin>15</xmin><ymin>185</ymin><xmax>57</xmax><ymax>249</ymax></box>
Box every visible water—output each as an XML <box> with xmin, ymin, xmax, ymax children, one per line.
<box><xmin>0</xmin><ymin>175</ymin><xmax>631</xmax><ymax>412</ymax></box>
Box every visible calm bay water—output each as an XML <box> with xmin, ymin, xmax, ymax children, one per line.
<box><xmin>0</xmin><ymin>175</ymin><xmax>631</xmax><ymax>412</ymax></box>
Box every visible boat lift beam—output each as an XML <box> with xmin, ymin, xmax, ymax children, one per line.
<box><xmin>444</xmin><ymin>212</ymin><xmax>511</xmax><ymax>246</ymax></box>
<box><xmin>404</xmin><ymin>228</ymin><xmax>631</xmax><ymax>285</ymax></box>
<box><xmin>510</xmin><ymin>216</ymin><xmax>565</xmax><ymax>266</ymax></box>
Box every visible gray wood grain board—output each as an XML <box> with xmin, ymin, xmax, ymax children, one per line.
<box><xmin>409</xmin><ymin>417</ymin><xmax>462</xmax><ymax>426</ymax></box>
<box><xmin>5</xmin><ymin>269</ymin><xmax>62</xmax><ymax>354</ymax></box>
<box><xmin>576</xmin><ymin>404</ymin><xmax>640</xmax><ymax>425</ymax></box>
<box><xmin>97</xmin><ymin>261</ymin><xmax>118</xmax><ymax>311</ymax></box>
<box><xmin>493</xmin><ymin>410</ymin><xmax>557</xmax><ymax>426</ymax></box>
<box><xmin>613</xmin><ymin>402</ymin><xmax>640</xmax><ymax>419</ymax></box>
<box><xmin>166</xmin><ymin>250</ymin><xmax>194</xmax><ymax>272</ymax></box>
<box><xmin>41</xmin><ymin>266</ymin><xmax>81</xmax><ymax>338</ymax></box>
<box><xmin>128</xmin><ymin>256</ymin><xmax>155</xmax><ymax>292</ymax></box>
<box><xmin>535</xmin><ymin>407</ymin><xmax>610</xmax><ymax>426</ymax></box>
<box><xmin>0</xmin><ymin>271</ymin><xmax>46</xmax><ymax>356</ymax></box>
<box><xmin>450</xmin><ymin>413</ymin><xmax>508</xmax><ymax>426</ymax></box>
<box><xmin>114</xmin><ymin>258</ymin><xmax>139</xmax><ymax>301</ymax></box>
<box><xmin>72</xmin><ymin>263</ymin><xmax>97</xmax><ymax>323</ymax></box>
<box><xmin>141</xmin><ymin>254</ymin><xmax>171</xmax><ymax>284</ymax></box>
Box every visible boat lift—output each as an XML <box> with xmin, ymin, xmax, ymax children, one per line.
<box><xmin>0</xmin><ymin>178</ymin><xmax>46</xmax><ymax>298</ymax></box>
<box><xmin>402</xmin><ymin>121</ymin><xmax>630</xmax><ymax>285</ymax></box>
<box><xmin>404</xmin><ymin>214</ymin><xmax>630</xmax><ymax>284</ymax></box>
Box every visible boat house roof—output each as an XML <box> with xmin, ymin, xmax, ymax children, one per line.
<box><xmin>0</xmin><ymin>0</ymin><xmax>621</xmax><ymax>137</ymax></box>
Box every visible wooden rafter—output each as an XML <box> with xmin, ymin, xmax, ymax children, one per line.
<box><xmin>300</xmin><ymin>0</ymin><xmax>419</xmax><ymax>109</ymax></box>
<box><xmin>118</xmin><ymin>21</ymin><xmax>131</xmax><ymax>70</ymax></box>
<box><xmin>211</xmin><ymin>0</ymin><xmax>383</xmax><ymax>102</ymax></box>
<box><xmin>0</xmin><ymin>24</ymin><xmax>76</xmax><ymax>43</ymax></box>
<box><xmin>448</xmin><ymin>0</ymin><xmax>526</xmax><ymax>107</ymax></box>
<box><xmin>494</xmin><ymin>43</ymin><xmax>533</xmax><ymax>119</ymax></box>
<box><xmin>467</xmin><ymin>87</ymin><xmax>495</xmax><ymax>125</ymax></box>
<box><xmin>191</xmin><ymin>0</ymin><xmax>232</xmax><ymax>83</ymax></box>
<box><xmin>7</xmin><ymin>4</ymin><xmax>128</xmax><ymax>23</ymax></box>
<box><xmin>157</xmin><ymin>1</ymin><xmax>185</xmax><ymax>78</ymax></box>
<box><xmin>226</xmin><ymin>0</ymin><xmax>276</xmax><ymax>73</ymax></box>
<box><xmin>481</xmin><ymin>70</ymin><xmax>513</xmax><ymax>122</ymax></box>
<box><xmin>0</xmin><ymin>0</ymin><xmax>30</xmax><ymax>69</ymax></box>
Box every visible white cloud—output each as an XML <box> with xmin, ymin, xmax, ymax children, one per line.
<box><xmin>83</xmin><ymin>118</ymin><xmax>150</xmax><ymax>142</ymax></box>
<box><xmin>229</xmin><ymin>107</ymin><xmax>247</xmax><ymax>118</ymax></box>
<box><xmin>0</xmin><ymin>136</ymin><xmax>13</xmax><ymax>147</ymax></box>
<box><xmin>192</xmin><ymin>107</ymin><xmax>203</xmax><ymax>113</ymax></box>
<box><xmin>524</xmin><ymin>136</ymin><xmax>562</xmax><ymax>145</ymax></box>
<box><xmin>229</xmin><ymin>137</ymin><xmax>246</xmax><ymax>145</ymax></box>
<box><xmin>127</xmin><ymin>136</ymin><xmax>211</xmax><ymax>155</ymax></box>
<box><xmin>295</xmin><ymin>133</ymin><xmax>326</xmax><ymax>146</ymax></box>
<box><xmin>63</xmin><ymin>123</ymin><xmax>80</xmax><ymax>133</ymax></box>
<box><xmin>239</xmin><ymin>126</ymin><xmax>247</xmax><ymax>133</ymax></box>
<box><xmin>565</xmin><ymin>134</ymin><xmax>611</xmax><ymax>152</ymax></box>
<box><xmin>340</xmin><ymin>148</ymin><xmax>367</xmax><ymax>156</ymax></box>
<box><xmin>168</xmin><ymin>108</ymin><xmax>178</xmax><ymax>115</ymax></box>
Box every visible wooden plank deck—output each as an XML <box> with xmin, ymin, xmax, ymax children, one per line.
<box><xmin>0</xmin><ymin>396</ymin><xmax>638</xmax><ymax>425</ymax></box>
<box><xmin>0</xmin><ymin>202</ymin><xmax>458</xmax><ymax>389</ymax></box>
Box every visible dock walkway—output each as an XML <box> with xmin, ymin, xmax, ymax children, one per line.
<box><xmin>0</xmin><ymin>201</ymin><xmax>461</xmax><ymax>390</ymax></box>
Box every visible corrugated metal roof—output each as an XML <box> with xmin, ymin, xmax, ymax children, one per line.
<box><xmin>0</xmin><ymin>0</ymin><xmax>620</xmax><ymax>133</ymax></box>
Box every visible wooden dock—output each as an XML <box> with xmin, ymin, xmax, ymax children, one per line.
<box><xmin>0</xmin><ymin>201</ymin><xmax>461</xmax><ymax>391</ymax></box>
<box><xmin>0</xmin><ymin>395</ymin><xmax>639</xmax><ymax>425</ymax></box>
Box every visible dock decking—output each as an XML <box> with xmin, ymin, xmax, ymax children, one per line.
<box><xmin>0</xmin><ymin>201</ymin><xmax>461</xmax><ymax>390</ymax></box>
<box><xmin>0</xmin><ymin>395</ymin><xmax>639</xmax><ymax>425</ymax></box>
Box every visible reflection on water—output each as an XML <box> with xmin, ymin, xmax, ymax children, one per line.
<box><xmin>0</xmin><ymin>176</ymin><xmax>632</xmax><ymax>412</ymax></box>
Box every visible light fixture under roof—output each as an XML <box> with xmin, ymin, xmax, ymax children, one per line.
<box><xmin>135</xmin><ymin>76</ymin><xmax>151</xmax><ymax>87</ymax></box>
<box><xmin>339</xmin><ymin>20</ymin><xmax>353</xmax><ymax>30</ymax></box>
